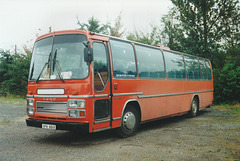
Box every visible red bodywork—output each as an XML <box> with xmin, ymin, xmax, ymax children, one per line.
<box><xmin>26</xmin><ymin>30</ymin><xmax>213</xmax><ymax>133</ymax></box>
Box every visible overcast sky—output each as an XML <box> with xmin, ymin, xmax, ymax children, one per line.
<box><xmin>0</xmin><ymin>0</ymin><xmax>173</xmax><ymax>52</ymax></box>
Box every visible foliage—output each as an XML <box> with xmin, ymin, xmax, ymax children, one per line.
<box><xmin>110</xmin><ymin>13</ymin><xmax>125</xmax><ymax>37</ymax></box>
<box><xmin>0</xmin><ymin>49</ymin><xmax>31</xmax><ymax>96</ymax></box>
<box><xmin>170</xmin><ymin>0</ymin><xmax>240</xmax><ymax>59</ymax></box>
<box><xmin>77</xmin><ymin>16</ymin><xmax>111</xmax><ymax>35</ymax></box>
<box><xmin>0</xmin><ymin>95</ymin><xmax>25</xmax><ymax>103</ymax></box>
<box><xmin>0</xmin><ymin>49</ymin><xmax>12</xmax><ymax>85</ymax></box>
<box><xmin>126</xmin><ymin>25</ymin><xmax>161</xmax><ymax>45</ymax></box>
<box><xmin>213</xmin><ymin>103</ymin><xmax>240</xmax><ymax>114</ymax></box>
<box><xmin>77</xmin><ymin>14</ymin><xmax>125</xmax><ymax>37</ymax></box>
<box><xmin>160</xmin><ymin>7</ymin><xmax>183</xmax><ymax>51</ymax></box>
<box><xmin>214</xmin><ymin>46</ymin><xmax>240</xmax><ymax>104</ymax></box>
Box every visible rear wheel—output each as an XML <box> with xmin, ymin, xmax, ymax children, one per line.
<box><xmin>117</xmin><ymin>105</ymin><xmax>140</xmax><ymax>138</ymax></box>
<box><xmin>188</xmin><ymin>97</ymin><xmax>199</xmax><ymax>118</ymax></box>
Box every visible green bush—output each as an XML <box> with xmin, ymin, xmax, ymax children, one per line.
<box><xmin>214</xmin><ymin>47</ymin><xmax>240</xmax><ymax>104</ymax></box>
<box><xmin>0</xmin><ymin>49</ymin><xmax>31</xmax><ymax>96</ymax></box>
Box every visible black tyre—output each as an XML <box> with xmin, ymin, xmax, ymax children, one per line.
<box><xmin>117</xmin><ymin>105</ymin><xmax>140</xmax><ymax>138</ymax></box>
<box><xmin>188</xmin><ymin>97</ymin><xmax>199</xmax><ymax>118</ymax></box>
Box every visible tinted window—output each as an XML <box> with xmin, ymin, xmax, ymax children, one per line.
<box><xmin>164</xmin><ymin>51</ymin><xmax>185</xmax><ymax>79</ymax></box>
<box><xmin>93</xmin><ymin>42</ymin><xmax>108</xmax><ymax>91</ymax></box>
<box><xmin>135</xmin><ymin>45</ymin><xmax>165</xmax><ymax>79</ymax></box>
<box><xmin>110</xmin><ymin>40</ymin><xmax>137</xmax><ymax>78</ymax></box>
<box><xmin>205</xmin><ymin>60</ymin><xmax>212</xmax><ymax>80</ymax></box>
<box><xmin>199</xmin><ymin>59</ymin><xmax>207</xmax><ymax>80</ymax></box>
<box><xmin>184</xmin><ymin>55</ymin><xmax>200</xmax><ymax>80</ymax></box>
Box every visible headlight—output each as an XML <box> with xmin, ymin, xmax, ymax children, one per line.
<box><xmin>68</xmin><ymin>100</ymin><xmax>85</xmax><ymax>108</ymax></box>
<box><xmin>68</xmin><ymin>110</ymin><xmax>85</xmax><ymax>118</ymax></box>
<box><xmin>27</xmin><ymin>107</ymin><xmax>34</xmax><ymax>115</ymax></box>
<box><xmin>27</xmin><ymin>99</ymin><xmax>34</xmax><ymax>106</ymax></box>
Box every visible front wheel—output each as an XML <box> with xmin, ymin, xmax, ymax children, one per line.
<box><xmin>117</xmin><ymin>105</ymin><xmax>140</xmax><ymax>138</ymax></box>
<box><xmin>188</xmin><ymin>98</ymin><xmax>199</xmax><ymax>118</ymax></box>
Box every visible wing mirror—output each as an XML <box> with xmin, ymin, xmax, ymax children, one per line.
<box><xmin>83</xmin><ymin>41</ymin><xmax>93</xmax><ymax>63</ymax></box>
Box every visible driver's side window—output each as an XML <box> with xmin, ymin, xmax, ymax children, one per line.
<box><xmin>93</xmin><ymin>42</ymin><xmax>109</xmax><ymax>92</ymax></box>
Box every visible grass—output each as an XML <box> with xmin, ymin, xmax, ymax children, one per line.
<box><xmin>0</xmin><ymin>118</ymin><xmax>10</xmax><ymax>125</ymax></box>
<box><xmin>0</xmin><ymin>94</ymin><xmax>25</xmax><ymax>103</ymax></box>
<box><xmin>211</xmin><ymin>103</ymin><xmax>240</xmax><ymax>160</ymax></box>
<box><xmin>212</xmin><ymin>103</ymin><xmax>240</xmax><ymax>114</ymax></box>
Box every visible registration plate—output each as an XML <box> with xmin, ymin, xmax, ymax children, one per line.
<box><xmin>42</xmin><ymin>124</ymin><xmax>56</xmax><ymax>130</ymax></box>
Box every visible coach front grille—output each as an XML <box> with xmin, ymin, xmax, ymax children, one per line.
<box><xmin>36</xmin><ymin>102</ymin><xmax>68</xmax><ymax>115</ymax></box>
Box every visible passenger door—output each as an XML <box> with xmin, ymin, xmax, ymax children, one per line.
<box><xmin>92</xmin><ymin>41</ymin><xmax>111</xmax><ymax>131</ymax></box>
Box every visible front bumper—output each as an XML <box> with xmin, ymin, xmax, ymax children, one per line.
<box><xmin>26</xmin><ymin>119</ymin><xmax>89</xmax><ymax>131</ymax></box>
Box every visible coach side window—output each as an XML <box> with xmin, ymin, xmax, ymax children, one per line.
<box><xmin>110</xmin><ymin>40</ymin><xmax>137</xmax><ymax>78</ymax></box>
<box><xmin>199</xmin><ymin>59</ymin><xmax>207</xmax><ymax>80</ymax></box>
<box><xmin>164</xmin><ymin>51</ymin><xmax>185</xmax><ymax>79</ymax></box>
<box><xmin>184</xmin><ymin>55</ymin><xmax>200</xmax><ymax>80</ymax></box>
<box><xmin>135</xmin><ymin>45</ymin><xmax>165</xmax><ymax>79</ymax></box>
<box><xmin>205</xmin><ymin>60</ymin><xmax>212</xmax><ymax>80</ymax></box>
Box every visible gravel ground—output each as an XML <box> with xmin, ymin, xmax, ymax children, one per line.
<box><xmin>0</xmin><ymin>102</ymin><xmax>239</xmax><ymax>161</ymax></box>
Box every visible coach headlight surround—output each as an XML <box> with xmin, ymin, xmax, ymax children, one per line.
<box><xmin>68</xmin><ymin>100</ymin><xmax>85</xmax><ymax>108</ymax></box>
<box><xmin>68</xmin><ymin>110</ymin><xmax>86</xmax><ymax>118</ymax></box>
<box><xmin>27</xmin><ymin>99</ymin><xmax>34</xmax><ymax>107</ymax></box>
<box><xmin>27</xmin><ymin>107</ymin><xmax>35</xmax><ymax>115</ymax></box>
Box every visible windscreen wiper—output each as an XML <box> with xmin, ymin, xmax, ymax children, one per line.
<box><xmin>36</xmin><ymin>49</ymin><xmax>65</xmax><ymax>83</ymax></box>
<box><xmin>29</xmin><ymin>63</ymin><xmax>34</xmax><ymax>80</ymax></box>
<box><xmin>52</xmin><ymin>49</ymin><xmax>65</xmax><ymax>83</ymax></box>
<box><xmin>52</xmin><ymin>49</ymin><xmax>57</xmax><ymax>72</ymax></box>
<box><xmin>36</xmin><ymin>52</ymin><xmax>52</xmax><ymax>83</ymax></box>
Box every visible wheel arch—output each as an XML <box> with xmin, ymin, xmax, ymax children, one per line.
<box><xmin>191</xmin><ymin>94</ymin><xmax>199</xmax><ymax>109</ymax></box>
<box><xmin>121</xmin><ymin>99</ymin><xmax>142</xmax><ymax>122</ymax></box>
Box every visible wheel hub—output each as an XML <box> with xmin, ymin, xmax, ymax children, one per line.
<box><xmin>192</xmin><ymin>100</ymin><xmax>197</xmax><ymax>114</ymax></box>
<box><xmin>123</xmin><ymin>112</ymin><xmax>136</xmax><ymax>130</ymax></box>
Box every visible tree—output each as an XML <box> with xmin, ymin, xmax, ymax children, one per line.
<box><xmin>110</xmin><ymin>13</ymin><xmax>125</xmax><ymax>37</ymax></box>
<box><xmin>76</xmin><ymin>16</ymin><xmax>111</xmax><ymax>34</ymax></box>
<box><xmin>160</xmin><ymin>7</ymin><xmax>184</xmax><ymax>51</ymax></box>
<box><xmin>0</xmin><ymin>49</ymin><xmax>31</xmax><ymax>96</ymax></box>
<box><xmin>171</xmin><ymin>0</ymin><xmax>240</xmax><ymax>59</ymax></box>
<box><xmin>127</xmin><ymin>25</ymin><xmax>161</xmax><ymax>45</ymax></box>
<box><xmin>0</xmin><ymin>49</ymin><xmax>12</xmax><ymax>86</ymax></box>
<box><xmin>168</xmin><ymin>0</ymin><xmax>240</xmax><ymax>104</ymax></box>
<box><xmin>214</xmin><ymin>45</ymin><xmax>240</xmax><ymax>104</ymax></box>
